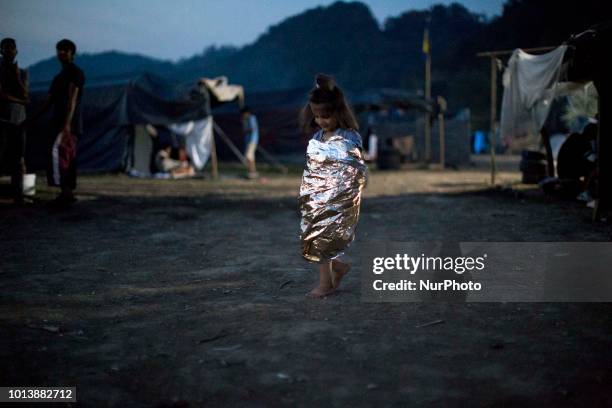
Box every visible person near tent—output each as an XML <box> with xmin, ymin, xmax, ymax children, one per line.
<box><xmin>147</xmin><ymin>125</ymin><xmax>195</xmax><ymax>178</ymax></box>
<box><xmin>557</xmin><ymin>121</ymin><xmax>598</xmax><ymax>198</ymax></box>
<box><xmin>155</xmin><ymin>145</ymin><xmax>182</xmax><ymax>173</ymax></box>
<box><xmin>25</xmin><ymin>39</ymin><xmax>85</xmax><ymax>207</ymax></box>
<box><xmin>241</xmin><ymin>106</ymin><xmax>259</xmax><ymax>179</ymax></box>
<box><xmin>0</xmin><ymin>38</ymin><xmax>29</xmax><ymax>203</ymax></box>
<box><xmin>298</xmin><ymin>74</ymin><xmax>367</xmax><ymax>298</ymax></box>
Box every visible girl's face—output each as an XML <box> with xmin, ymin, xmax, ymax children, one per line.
<box><xmin>310</xmin><ymin>103</ymin><xmax>338</xmax><ymax>132</ymax></box>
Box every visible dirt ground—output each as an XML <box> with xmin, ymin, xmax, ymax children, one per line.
<box><xmin>1</xmin><ymin>155</ymin><xmax>611</xmax><ymax>407</ymax></box>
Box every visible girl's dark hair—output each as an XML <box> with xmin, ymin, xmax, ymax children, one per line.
<box><xmin>299</xmin><ymin>74</ymin><xmax>359</xmax><ymax>133</ymax></box>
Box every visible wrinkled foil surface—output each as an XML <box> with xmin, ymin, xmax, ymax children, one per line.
<box><xmin>299</xmin><ymin>135</ymin><xmax>367</xmax><ymax>263</ymax></box>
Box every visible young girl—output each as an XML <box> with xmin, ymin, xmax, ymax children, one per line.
<box><xmin>298</xmin><ymin>74</ymin><xmax>367</xmax><ymax>298</ymax></box>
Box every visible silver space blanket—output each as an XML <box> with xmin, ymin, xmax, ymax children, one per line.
<box><xmin>299</xmin><ymin>135</ymin><xmax>367</xmax><ymax>262</ymax></box>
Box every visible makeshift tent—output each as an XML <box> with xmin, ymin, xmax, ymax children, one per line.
<box><xmin>493</xmin><ymin>21</ymin><xmax>612</xmax><ymax>214</ymax></box>
<box><xmin>26</xmin><ymin>74</ymin><xmax>243</xmax><ymax>173</ymax></box>
<box><xmin>212</xmin><ymin>87</ymin><xmax>446</xmax><ymax>160</ymax></box>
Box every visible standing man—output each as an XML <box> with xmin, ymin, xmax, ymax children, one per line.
<box><xmin>28</xmin><ymin>39</ymin><xmax>85</xmax><ymax>207</ymax></box>
<box><xmin>241</xmin><ymin>106</ymin><xmax>258</xmax><ymax>179</ymax></box>
<box><xmin>0</xmin><ymin>38</ymin><xmax>29</xmax><ymax>203</ymax></box>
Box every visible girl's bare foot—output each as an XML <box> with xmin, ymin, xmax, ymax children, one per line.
<box><xmin>331</xmin><ymin>260</ymin><xmax>350</xmax><ymax>288</ymax></box>
<box><xmin>305</xmin><ymin>285</ymin><xmax>336</xmax><ymax>298</ymax></box>
<box><xmin>306</xmin><ymin>261</ymin><xmax>336</xmax><ymax>298</ymax></box>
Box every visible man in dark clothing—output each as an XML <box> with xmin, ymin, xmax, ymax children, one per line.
<box><xmin>28</xmin><ymin>39</ymin><xmax>85</xmax><ymax>207</ymax></box>
<box><xmin>0</xmin><ymin>38</ymin><xmax>29</xmax><ymax>203</ymax></box>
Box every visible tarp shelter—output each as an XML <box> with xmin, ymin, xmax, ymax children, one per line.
<box><xmin>26</xmin><ymin>74</ymin><xmax>242</xmax><ymax>173</ymax></box>
<box><xmin>492</xmin><ymin>21</ymin><xmax>612</xmax><ymax>215</ymax></box>
<box><xmin>212</xmin><ymin>87</ymin><xmax>438</xmax><ymax>160</ymax></box>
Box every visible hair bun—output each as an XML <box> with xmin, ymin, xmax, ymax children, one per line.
<box><xmin>315</xmin><ymin>74</ymin><xmax>336</xmax><ymax>92</ymax></box>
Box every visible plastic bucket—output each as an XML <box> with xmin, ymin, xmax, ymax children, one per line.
<box><xmin>23</xmin><ymin>173</ymin><xmax>36</xmax><ymax>196</ymax></box>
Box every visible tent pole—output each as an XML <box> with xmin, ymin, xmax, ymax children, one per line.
<box><xmin>212</xmin><ymin>120</ymin><xmax>248</xmax><ymax>165</ymax></box>
<box><xmin>437</xmin><ymin>96</ymin><xmax>447</xmax><ymax>169</ymax></box>
<box><xmin>438</xmin><ymin>112</ymin><xmax>445</xmax><ymax>168</ymax></box>
<box><xmin>490</xmin><ymin>56</ymin><xmax>498</xmax><ymax>185</ymax></box>
<box><xmin>257</xmin><ymin>145</ymin><xmax>288</xmax><ymax>174</ymax></box>
<box><xmin>210</xmin><ymin>118</ymin><xmax>219</xmax><ymax>180</ymax></box>
<box><xmin>425</xmin><ymin>47</ymin><xmax>432</xmax><ymax>163</ymax></box>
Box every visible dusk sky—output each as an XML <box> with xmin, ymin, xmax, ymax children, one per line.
<box><xmin>1</xmin><ymin>0</ymin><xmax>505</xmax><ymax>67</ymax></box>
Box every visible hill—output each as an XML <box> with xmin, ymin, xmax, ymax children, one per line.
<box><xmin>27</xmin><ymin>0</ymin><xmax>607</xmax><ymax>127</ymax></box>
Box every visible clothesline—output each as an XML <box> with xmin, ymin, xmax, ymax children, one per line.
<box><xmin>476</xmin><ymin>46</ymin><xmax>556</xmax><ymax>58</ymax></box>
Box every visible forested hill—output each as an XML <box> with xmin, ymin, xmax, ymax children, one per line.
<box><xmin>27</xmin><ymin>0</ymin><xmax>606</xmax><ymax>127</ymax></box>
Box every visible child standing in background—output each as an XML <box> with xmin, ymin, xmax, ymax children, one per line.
<box><xmin>241</xmin><ymin>106</ymin><xmax>259</xmax><ymax>179</ymax></box>
<box><xmin>298</xmin><ymin>74</ymin><xmax>367</xmax><ymax>298</ymax></box>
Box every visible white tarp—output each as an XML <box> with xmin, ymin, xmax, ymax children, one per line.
<box><xmin>201</xmin><ymin>77</ymin><xmax>244</xmax><ymax>105</ymax></box>
<box><xmin>169</xmin><ymin>116</ymin><xmax>213</xmax><ymax>170</ymax></box>
<box><xmin>500</xmin><ymin>46</ymin><xmax>568</xmax><ymax>147</ymax></box>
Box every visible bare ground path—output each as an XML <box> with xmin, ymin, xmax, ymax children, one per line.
<box><xmin>1</xmin><ymin>162</ymin><xmax>611</xmax><ymax>406</ymax></box>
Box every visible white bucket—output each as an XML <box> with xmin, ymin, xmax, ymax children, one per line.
<box><xmin>23</xmin><ymin>173</ymin><xmax>36</xmax><ymax>196</ymax></box>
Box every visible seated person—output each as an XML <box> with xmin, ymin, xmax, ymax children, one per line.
<box><xmin>155</xmin><ymin>146</ymin><xmax>182</xmax><ymax>173</ymax></box>
<box><xmin>155</xmin><ymin>145</ymin><xmax>196</xmax><ymax>178</ymax></box>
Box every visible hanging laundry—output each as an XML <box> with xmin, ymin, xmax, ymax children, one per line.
<box><xmin>500</xmin><ymin>46</ymin><xmax>568</xmax><ymax>147</ymax></box>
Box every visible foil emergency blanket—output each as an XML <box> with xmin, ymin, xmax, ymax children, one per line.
<box><xmin>299</xmin><ymin>135</ymin><xmax>367</xmax><ymax>262</ymax></box>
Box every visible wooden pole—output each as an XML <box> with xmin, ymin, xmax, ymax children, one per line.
<box><xmin>213</xmin><ymin>121</ymin><xmax>248</xmax><ymax>165</ymax></box>
<box><xmin>437</xmin><ymin>96</ymin><xmax>447</xmax><ymax>168</ymax></box>
<box><xmin>209</xmin><ymin>119</ymin><xmax>219</xmax><ymax>180</ymax></box>
<box><xmin>425</xmin><ymin>50</ymin><xmax>432</xmax><ymax>163</ymax></box>
<box><xmin>476</xmin><ymin>46</ymin><xmax>556</xmax><ymax>58</ymax></box>
<box><xmin>439</xmin><ymin>112</ymin><xmax>445</xmax><ymax>168</ymax></box>
<box><xmin>256</xmin><ymin>145</ymin><xmax>288</xmax><ymax>174</ymax></box>
<box><xmin>490</xmin><ymin>56</ymin><xmax>498</xmax><ymax>185</ymax></box>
